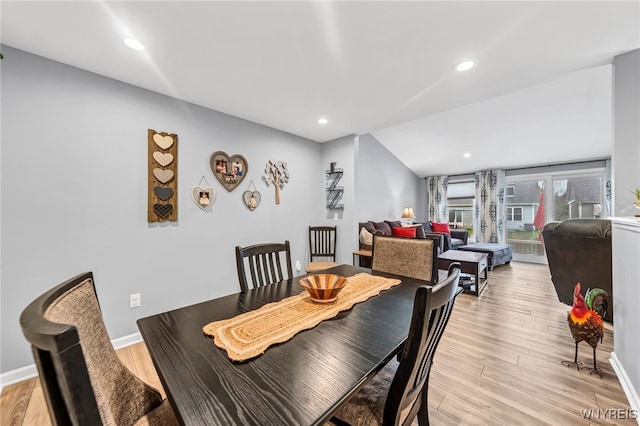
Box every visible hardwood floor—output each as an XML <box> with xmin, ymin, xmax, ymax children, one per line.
<box><xmin>1</xmin><ymin>262</ymin><xmax>635</xmax><ymax>425</ymax></box>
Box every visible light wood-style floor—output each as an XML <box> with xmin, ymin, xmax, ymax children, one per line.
<box><xmin>1</xmin><ymin>262</ymin><xmax>635</xmax><ymax>425</ymax></box>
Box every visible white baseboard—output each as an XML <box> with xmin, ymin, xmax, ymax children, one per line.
<box><xmin>610</xmin><ymin>352</ymin><xmax>640</xmax><ymax>425</ymax></box>
<box><xmin>0</xmin><ymin>332</ymin><xmax>142</xmax><ymax>391</ymax></box>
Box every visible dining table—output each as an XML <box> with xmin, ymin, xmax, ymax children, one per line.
<box><xmin>137</xmin><ymin>264</ymin><xmax>433</xmax><ymax>426</ymax></box>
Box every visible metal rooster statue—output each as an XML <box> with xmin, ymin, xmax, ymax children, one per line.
<box><xmin>562</xmin><ymin>282</ymin><xmax>608</xmax><ymax>376</ymax></box>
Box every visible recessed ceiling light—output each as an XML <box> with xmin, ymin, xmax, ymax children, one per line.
<box><xmin>456</xmin><ymin>60</ymin><xmax>476</xmax><ymax>72</ymax></box>
<box><xmin>463</xmin><ymin>152</ymin><xmax>471</xmax><ymax>158</ymax></box>
<box><xmin>318</xmin><ymin>118</ymin><xmax>328</xmax><ymax>124</ymax></box>
<box><xmin>124</xmin><ymin>38</ymin><xmax>145</xmax><ymax>51</ymax></box>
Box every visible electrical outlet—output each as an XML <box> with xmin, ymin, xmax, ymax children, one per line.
<box><xmin>129</xmin><ymin>293</ymin><xmax>141</xmax><ymax>308</ymax></box>
<box><xmin>295</xmin><ymin>260</ymin><xmax>301</xmax><ymax>272</ymax></box>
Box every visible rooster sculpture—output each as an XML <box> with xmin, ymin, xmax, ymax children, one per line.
<box><xmin>562</xmin><ymin>283</ymin><xmax>608</xmax><ymax>376</ymax></box>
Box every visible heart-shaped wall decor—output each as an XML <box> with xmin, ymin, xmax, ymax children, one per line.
<box><xmin>210</xmin><ymin>151</ymin><xmax>248</xmax><ymax>192</ymax></box>
<box><xmin>191</xmin><ymin>186</ymin><xmax>216</xmax><ymax>210</ymax></box>
<box><xmin>153</xmin><ymin>203</ymin><xmax>173</xmax><ymax>218</ymax></box>
<box><xmin>152</xmin><ymin>151</ymin><xmax>174</xmax><ymax>167</ymax></box>
<box><xmin>242</xmin><ymin>190</ymin><xmax>261</xmax><ymax>211</ymax></box>
<box><xmin>153</xmin><ymin>186</ymin><xmax>174</xmax><ymax>201</ymax></box>
<box><xmin>153</xmin><ymin>168</ymin><xmax>174</xmax><ymax>184</ymax></box>
<box><xmin>153</xmin><ymin>133</ymin><xmax>174</xmax><ymax>150</ymax></box>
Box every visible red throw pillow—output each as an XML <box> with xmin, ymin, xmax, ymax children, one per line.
<box><xmin>431</xmin><ymin>222</ymin><xmax>451</xmax><ymax>235</ymax></box>
<box><xmin>392</xmin><ymin>226</ymin><xmax>416</xmax><ymax>238</ymax></box>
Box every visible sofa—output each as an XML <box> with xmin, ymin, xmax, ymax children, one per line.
<box><xmin>542</xmin><ymin>219</ymin><xmax>613</xmax><ymax>322</ymax></box>
<box><xmin>358</xmin><ymin>220</ymin><xmax>469</xmax><ymax>267</ymax></box>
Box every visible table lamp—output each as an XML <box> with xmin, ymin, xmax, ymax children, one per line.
<box><xmin>401</xmin><ymin>207</ymin><xmax>415</xmax><ymax>224</ymax></box>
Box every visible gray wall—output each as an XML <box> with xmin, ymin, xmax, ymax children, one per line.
<box><xmin>319</xmin><ymin>135</ymin><xmax>357</xmax><ymax>265</ymax></box>
<box><xmin>611</xmin><ymin>48</ymin><xmax>640</xmax><ymax>410</ymax></box>
<box><xmin>613</xmin><ymin>49</ymin><xmax>640</xmax><ymax>216</ymax></box>
<box><xmin>355</xmin><ymin>133</ymin><xmax>422</xmax><ymax>222</ymax></box>
<box><xmin>0</xmin><ymin>46</ymin><xmax>324</xmax><ymax>373</ymax></box>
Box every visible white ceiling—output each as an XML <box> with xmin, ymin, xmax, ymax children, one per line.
<box><xmin>2</xmin><ymin>1</ymin><xmax>639</xmax><ymax>176</ymax></box>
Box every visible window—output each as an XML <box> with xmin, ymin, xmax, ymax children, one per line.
<box><xmin>552</xmin><ymin>175</ymin><xmax>604</xmax><ymax>221</ymax></box>
<box><xmin>507</xmin><ymin>207</ymin><xmax>523</xmax><ymax>221</ymax></box>
<box><xmin>506</xmin><ymin>185</ymin><xmax>515</xmax><ymax>197</ymax></box>
<box><xmin>446</xmin><ymin>181</ymin><xmax>475</xmax><ymax>240</ymax></box>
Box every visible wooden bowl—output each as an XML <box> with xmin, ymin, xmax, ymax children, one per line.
<box><xmin>299</xmin><ymin>274</ymin><xmax>347</xmax><ymax>303</ymax></box>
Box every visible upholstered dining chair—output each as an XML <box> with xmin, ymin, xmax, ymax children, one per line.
<box><xmin>330</xmin><ymin>263</ymin><xmax>462</xmax><ymax>426</ymax></box>
<box><xmin>306</xmin><ymin>226</ymin><xmax>338</xmax><ymax>273</ymax></box>
<box><xmin>20</xmin><ymin>272</ymin><xmax>177</xmax><ymax>426</ymax></box>
<box><xmin>236</xmin><ymin>240</ymin><xmax>293</xmax><ymax>292</ymax></box>
<box><xmin>371</xmin><ymin>235</ymin><xmax>439</xmax><ymax>282</ymax></box>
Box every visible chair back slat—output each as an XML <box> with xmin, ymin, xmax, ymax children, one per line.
<box><xmin>371</xmin><ymin>235</ymin><xmax>438</xmax><ymax>282</ymax></box>
<box><xmin>309</xmin><ymin>226</ymin><xmax>337</xmax><ymax>261</ymax></box>
<box><xmin>236</xmin><ymin>241</ymin><xmax>293</xmax><ymax>292</ymax></box>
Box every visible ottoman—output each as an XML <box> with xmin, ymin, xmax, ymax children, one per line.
<box><xmin>457</xmin><ymin>243</ymin><xmax>513</xmax><ymax>270</ymax></box>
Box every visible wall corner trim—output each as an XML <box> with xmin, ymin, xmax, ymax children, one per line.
<box><xmin>610</xmin><ymin>351</ymin><xmax>640</xmax><ymax>418</ymax></box>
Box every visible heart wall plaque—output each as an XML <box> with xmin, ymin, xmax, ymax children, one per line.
<box><xmin>192</xmin><ymin>186</ymin><xmax>216</xmax><ymax>210</ymax></box>
<box><xmin>210</xmin><ymin>151</ymin><xmax>248</xmax><ymax>192</ymax></box>
<box><xmin>148</xmin><ymin>129</ymin><xmax>178</xmax><ymax>222</ymax></box>
<box><xmin>243</xmin><ymin>190</ymin><xmax>261</xmax><ymax>211</ymax></box>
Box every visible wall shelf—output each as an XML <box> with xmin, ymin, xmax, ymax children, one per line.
<box><xmin>326</xmin><ymin>168</ymin><xmax>344</xmax><ymax>210</ymax></box>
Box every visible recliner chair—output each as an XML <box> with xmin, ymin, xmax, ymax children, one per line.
<box><xmin>542</xmin><ymin>219</ymin><xmax>613</xmax><ymax>322</ymax></box>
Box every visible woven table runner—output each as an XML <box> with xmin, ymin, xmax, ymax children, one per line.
<box><xmin>203</xmin><ymin>273</ymin><xmax>401</xmax><ymax>361</ymax></box>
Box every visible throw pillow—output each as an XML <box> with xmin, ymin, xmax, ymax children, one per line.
<box><xmin>392</xmin><ymin>226</ymin><xmax>416</xmax><ymax>238</ymax></box>
<box><xmin>431</xmin><ymin>222</ymin><xmax>451</xmax><ymax>235</ymax></box>
<box><xmin>385</xmin><ymin>220</ymin><xmax>402</xmax><ymax>229</ymax></box>
<box><xmin>359</xmin><ymin>222</ymin><xmax>376</xmax><ymax>235</ymax></box>
<box><xmin>359</xmin><ymin>227</ymin><xmax>373</xmax><ymax>246</ymax></box>
<box><xmin>422</xmin><ymin>222</ymin><xmax>433</xmax><ymax>232</ymax></box>
<box><xmin>374</xmin><ymin>221</ymin><xmax>392</xmax><ymax>236</ymax></box>
<box><xmin>410</xmin><ymin>224</ymin><xmax>427</xmax><ymax>239</ymax></box>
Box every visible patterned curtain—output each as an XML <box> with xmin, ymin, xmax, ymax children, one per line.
<box><xmin>473</xmin><ymin>170</ymin><xmax>507</xmax><ymax>243</ymax></box>
<box><xmin>425</xmin><ymin>176</ymin><xmax>448</xmax><ymax>222</ymax></box>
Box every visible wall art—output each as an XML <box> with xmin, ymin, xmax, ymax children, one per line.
<box><xmin>263</xmin><ymin>160</ymin><xmax>289</xmax><ymax>205</ymax></box>
<box><xmin>242</xmin><ymin>180</ymin><xmax>261</xmax><ymax>211</ymax></box>
<box><xmin>148</xmin><ymin>129</ymin><xmax>178</xmax><ymax>222</ymax></box>
<box><xmin>210</xmin><ymin>151</ymin><xmax>247</xmax><ymax>192</ymax></box>
<box><xmin>192</xmin><ymin>176</ymin><xmax>216</xmax><ymax>210</ymax></box>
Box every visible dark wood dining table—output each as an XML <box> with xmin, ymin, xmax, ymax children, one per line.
<box><xmin>137</xmin><ymin>264</ymin><xmax>432</xmax><ymax>426</ymax></box>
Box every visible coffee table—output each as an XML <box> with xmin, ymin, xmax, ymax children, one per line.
<box><xmin>437</xmin><ymin>250</ymin><xmax>488</xmax><ymax>296</ymax></box>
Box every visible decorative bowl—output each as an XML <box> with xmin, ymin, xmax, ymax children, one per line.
<box><xmin>299</xmin><ymin>274</ymin><xmax>348</xmax><ymax>303</ymax></box>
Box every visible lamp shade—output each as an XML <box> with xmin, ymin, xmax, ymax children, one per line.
<box><xmin>401</xmin><ymin>207</ymin><xmax>415</xmax><ymax>219</ymax></box>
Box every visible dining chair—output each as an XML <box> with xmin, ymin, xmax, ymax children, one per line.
<box><xmin>19</xmin><ymin>272</ymin><xmax>178</xmax><ymax>426</ymax></box>
<box><xmin>371</xmin><ymin>235</ymin><xmax>439</xmax><ymax>282</ymax></box>
<box><xmin>235</xmin><ymin>240</ymin><xmax>293</xmax><ymax>292</ymax></box>
<box><xmin>306</xmin><ymin>225</ymin><xmax>338</xmax><ymax>273</ymax></box>
<box><xmin>330</xmin><ymin>262</ymin><xmax>462</xmax><ymax>426</ymax></box>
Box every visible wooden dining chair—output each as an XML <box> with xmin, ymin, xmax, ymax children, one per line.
<box><xmin>330</xmin><ymin>263</ymin><xmax>462</xmax><ymax>426</ymax></box>
<box><xmin>236</xmin><ymin>240</ymin><xmax>293</xmax><ymax>292</ymax></box>
<box><xmin>371</xmin><ymin>235</ymin><xmax>439</xmax><ymax>282</ymax></box>
<box><xmin>20</xmin><ymin>272</ymin><xmax>178</xmax><ymax>426</ymax></box>
<box><xmin>306</xmin><ymin>226</ymin><xmax>338</xmax><ymax>273</ymax></box>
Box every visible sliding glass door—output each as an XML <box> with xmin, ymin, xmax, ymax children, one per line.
<box><xmin>505</xmin><ymin>179</ymin><xmax>546</xmax><ymax>262</ymax></box>
<box><xmin>506</xmin><ymin>168</ymin><xmax>606</xmax><ymax>263</ymax></box>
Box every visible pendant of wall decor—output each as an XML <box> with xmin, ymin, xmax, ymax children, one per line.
<box><xmin>209</xmin><ymin>151</ymin><xmax>248</xmax><ymax>192</ymax></box>
<box><xmin>192</xmin><ymin>176</ymin><xmax>216</xmax><ymax>210</ymax></box>
<box><xmin>242</xmin><ymin>180</ymin><xmax>261</xmax><ymax>211</ymax></box>
<box><xmin>263</xmin><ymin>160</ymin><xmax>289</xmax><ymax>204</ymax></box>
<box><xmin>148</xmin><ymin>129</ymin><xmax>178</xmax><ymax>222</ymax></box>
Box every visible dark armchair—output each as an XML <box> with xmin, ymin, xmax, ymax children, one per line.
<box><xmin>542</xmin><ymin>219</ymin><xmax>613</xmax><ymax>322</ymax></box>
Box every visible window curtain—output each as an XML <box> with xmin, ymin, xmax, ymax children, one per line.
<box><xmin>473</xmin><ymin>170</ymin><xmax>507</xmax><ymax>243</ymax></box>
<box><xmin>425</xmin><ymin>176</ymin><xmax>448</xmax><ymax>222</ymax></box>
